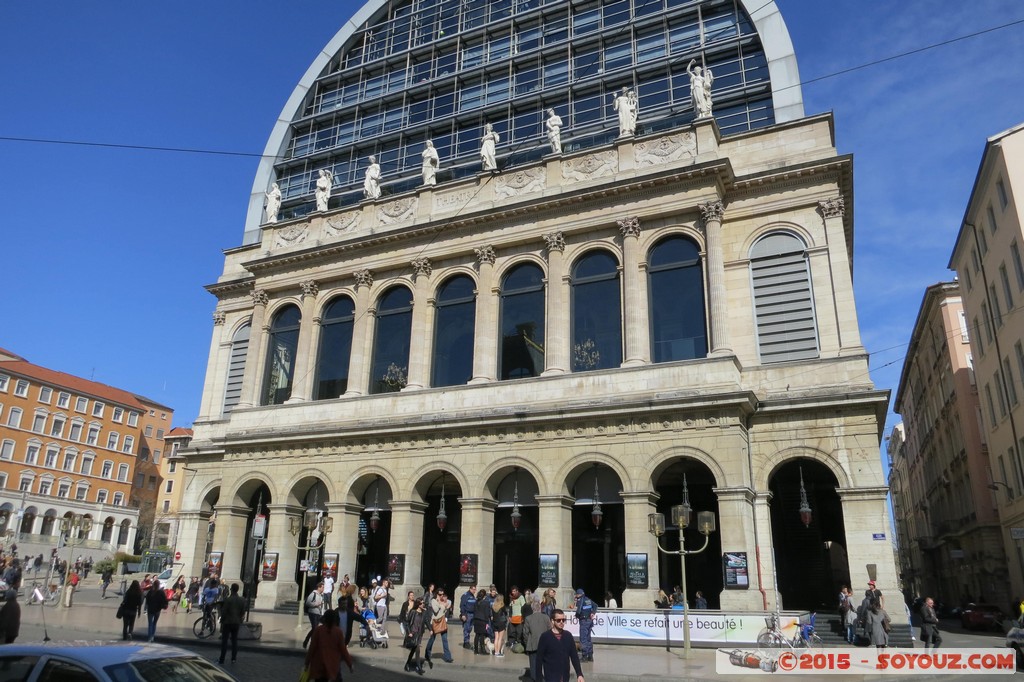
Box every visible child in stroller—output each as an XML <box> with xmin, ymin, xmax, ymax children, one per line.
<box><xmin>359</xmin><ymin>608</ymin><xmax>389</xmax><ymax>649</ymax></box>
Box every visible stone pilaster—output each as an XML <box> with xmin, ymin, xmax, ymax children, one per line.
<box><xmin>286</xmin><ymin>280</ymin><xmax>319</xmax><ymax>403</ymax></box>
<box><xmin>542</xmin><ymin>233</ymin><xmax>568</xmax><ymax>375</ymax></box>
<box><xmin>536</xmin><ymin>495</ymin><xmax>574</xmax><ymax>608</ymax></box>
<box><xmin>238</xmin><ymin>289</ymin><xmax>269</xmax><ymax>408</ymax></box>
<box><xmin>327</xmin><ymin>501</ymin><xmax>364</xmax><ymax>587</ymax></box>
<box><xmin>197</xmin><ymin>312</ymin><xmax>229</xmax><ymax>420</ymax></box>
<box><xmin>620</xmin><ymin>491</ymin><xmax>660</xmax><ymax>609</ymax></box>
<box><xmin>255</xmin><ymin>503</ymin><xmax>304</xmax><ymax>609</ymax></box>
<box><xmin>619</xmin><ymin>217</ymin><xmax>650</xmax><ymax>367</ymax></box>
<box><xmin>818</xmin><ymin>198</ymin><xmax>864</xmax><ymax>355</ymax></box>
<box><xmin>405</xmin><ymin>258</ymin><xmax>433</xmax><ymax>390</ymax></box>
<box><xmin>713</xmin><ymin>486</ymin><xmax>767</xmax><ymax>610</ymax></box>
<box><xmin>345</xmin><ymin>270</ymin><xmax>374</xmax><ymax>396</ymax></box>
<box><xmin>213</xmin><ymin>505</ymin><xmax>251</xmax><ymax>582</ymax></box>
<box><xmin>838</xmin><ymin>487</ymin><xmax>903</xmax><ymax>622</ymax></box>
<box><xmin>753</xmin><ymin>491</ymin><xmax>779</xmax><ymax>610</ymax></box>
<box><xmin>389</xmin><ymin>501</ymin><xmax>428</xmax><ymax>590</ymax></box>
<box><xmin>459</xmin><ymin>498</ymin><xmax>498</xmax><ymax>588</ymax></box>
<box><xmin>175</xmin><ymin>510</ymin><xmax>211</xmax><ymax>578</ymax></box>
<box><xmin>700</xmin><ymin>202</ymin><xmax>733</xmax><ymax>356</ymax></box>
<box><xmin>470</xmin><ymin>246</ymin><xmax>497</xmax><ymax>384</ymax></box>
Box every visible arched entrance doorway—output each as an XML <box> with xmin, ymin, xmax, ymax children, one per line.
<box><xmin>355</xmin><ymin>475</ymin><xmax>393</xmax><ymax>587</ymax></box>
<box><xmin>40</xmin><ymin>509</ymin><xmax>58</xmax><ymax>537</ymax></box>
<box><xmin>769</xmin><ymin>458</ymin><xmax>848</xmax><ymax>610</ymax></box>
<box><xmin>571</xmin><ymin>464</ymin><xmax>625</xmax><ymax>603</ymax></box>
<box><xmin>418</xmin><ymin>471</ymin><xmax>462</xmax><ymax>592</ymax></box>
<box><xmin>238</xmin><ymin>483</ymin><xmax>271</xmax><ymax>601</ymax></box>
<box><xmin>491</xmin><ymin>467</ymin><xmax>539</xmax><ymax>595</ymax></box>
<box><xmin>652</xmin><ymin>459</ymin><xmax>722</xmax><ymax>607</ymax></box>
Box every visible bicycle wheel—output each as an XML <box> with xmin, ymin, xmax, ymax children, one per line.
<box><xmin>757</xmin><ymin>631</ymin><xmax>784</xmax><ymax>650</ymax></box>
<box><xmin>193</xmin><ymin>616</ymin><xmax>215</xmax><ymax>639</ymax></box>
<box><xmin>809</xmin><ymin>633</ymin><xmax>823</xmax><ymax>649</ymax></box>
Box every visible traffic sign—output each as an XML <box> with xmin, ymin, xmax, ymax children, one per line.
<box><xmin>174</xmin><ymin>551</ymin><xmax>181</xmax><ymax>560</ymax></box>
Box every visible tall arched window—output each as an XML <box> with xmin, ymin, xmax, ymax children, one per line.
<box><xmin>262</xmin><ymin>305</ymin><xmax>301</xmax><ymax>405</ymax></box>
<box><xmin>750</xmin><ymin>232</ymin><xmax>819</xmax><ymax>363</ymax></box>
<box><xmin>499</xmin><ymin>263</ymin><xmax>546</xmax><ymax>379</ymax></box>
<box><xmin>222</xmin><ymin>322</ymin><xmax>250</xmax><ymax>414</ymax></box>
<box><xmin>316</xmin><ymin>296</ymin><xmax>356</xmax><ymax>399</ymax></box>
<box><xmin>432</xmin><ymin>276</ymin><xmax>476</xmax><ymax>387</ymax></box>
<box><xmin>370</xmin><ymin>286</ymin><xmax>413</xmax><ymax>394</ymax></box>
<box><xmin>571</xmin><ymin>250</ymin><xmax>622</xmax><ymax>372</ymax></box>
<box><xmin>648</xmin><ymin>236</ymin><xmax>707</xmax><ymax>362</ymax></box>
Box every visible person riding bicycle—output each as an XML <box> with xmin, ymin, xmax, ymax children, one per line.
<box><xmin>201</xmin><ymin>578</ymin><xmax>222</xmax><ymax>626</ymax></box>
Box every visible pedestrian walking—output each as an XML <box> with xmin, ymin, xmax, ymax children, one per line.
<box><xmin>323</xmin><ymin>574</ymin><xmax>335</xmax><ymax>611</ymax></box>
<box><xmin>458</xmin><ymin>583</ymin><xmax>476</xmax><ymax>648</ymax></box>
<box><xmin>472</xmin><ymin>589</ymin><xmax>490</xmax><ymax>655</ymax></box>
<box><xmin>304</xmin><ymin>582</ymin><xmax>327</xmax><ymax>648</ymax></box>
<box><xmin>305</xmin><ymin>609</ymin><xmax>354</xmax><ymax>682</ymax></box>
<box><xmin>218</xmin><ymin>583</ymin><xmax>247</xmax><ymax>665</ymax></box>
<box><xmin>118</xmin><ymin>580</ymin><xmax>143</xmax><ymax>640</ymax></box>
<box><xmin>863</xmin><ymin>599</ymin><xmax>890</xmax><ymax>649</ymax></box>
<box><xmin>508</xmin><ymin>585</ymin><xmax>526</xmax><ymax>648</ymax></box>
<box><xmin>523</xmin><ymin>602</ymin><xmax>551</xmax><ymax>682</ymax></box>
<box><xmin>573</xmin><ymin>588</ymin><xmax>597</xmax><ymax>662</ymax></box>
<box><xmin>0</xmin><ymin>589</ymin><xmax>21</xmax><ymax>643</ymax></box>
<box><xmin>920</xmin><ymin>596</ymin><xmax>942</xmax><ymax>650</ymax></box>
<box><xmin>536</xmin><ymin>608</ymin><xmax>585</xmax><ymax>682</ymax></box>
<box><xmin>143</xmin><ymin>579</ymin><xmax>169</xmax><ymax>642</ymax></box>
<box><xmin>404</xmin><ymin>598</ymin><xmax>429</xmax><ymax>674</ymax></box>
<box><xmin>399</xmin><ymin>590</ymin><xmax>417</xmax><ymax>638</ymax></box>
<box><xmin>101</xmin><ymin>569</ymin><xmax>113</xmax><ymax>599</ymax></box>
<box><xmin>424</xmin><ymin>588</ymin><xmax>454</xmax><ymax>664</ymax></box>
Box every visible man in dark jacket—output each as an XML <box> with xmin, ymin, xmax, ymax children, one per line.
<box><xmin>459</xmin><ymin>583</ymin><xmax>477</xmax><ymax>649</ymax></box>
<box><xmin>219</xmin><ymin>583</ymin><xmax>248</xmax><ymax>665</ymax></box>
<box><xmin>920</xmin><ymin>596</ymin><xmax>942</xmax><ymax>650</ymax></box>
<box><xmin>573</xmin><ymin>588</ymin><xmax>597</xmax><ymax>662</ymax></box>
<box><xmin>536</xmin><ymin>609</ymin><xmax>584</xmax><ymax>682</ymax></box>
<box><xmin>0</xmin><ymin>589</ymin><xmax>21</xmax><ymax>643</ymax></box>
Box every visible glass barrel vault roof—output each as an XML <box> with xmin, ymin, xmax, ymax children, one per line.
<box><xmin>242</xmin><ymin>0</ymin><xmax>802</xmax><ymax>244</ymax></box>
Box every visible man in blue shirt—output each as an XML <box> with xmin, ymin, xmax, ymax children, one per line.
<box><xmin>459</xmin><ymin>583</ymin><xmax>476</xmax><ymax>649</ymax></box>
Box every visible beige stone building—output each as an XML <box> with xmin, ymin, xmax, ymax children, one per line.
<box><xmin>150</xmin><ymin>427</ymin><xmax>192</xmax><ymax>553</ymax></box>
<box><xmin>179</xmin><ymin>0</ymin><xmax>893</xmax><ymax>619</ymax></box>
<box><xmin>950</xmin><ymin>123</ymin><xmax>1024</xmax><ymax>604</ymax></box>
<box><xmin>890</xmin><ymin>282</ymin><xmax>1007</xmax><ymax>607</ymax></box>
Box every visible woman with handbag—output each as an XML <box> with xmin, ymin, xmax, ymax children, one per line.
<box><xmin>118</xmin><ymin>580</ymin><xmax>143</xmax><ymax>640</ymax></box>
<box><xmin>424</xmin><ymin>589</ymin><xmax>454</xmax><ymax>665</ymax></box>
<box><xmin>404</xmin><ymin>598</ymin><xmax>428</xmax><ymax>674</ymax></box>
<box><xmin>398</xmin><ymin>590</ymin><xmax>416</xmax><ymax>638</ymax></box>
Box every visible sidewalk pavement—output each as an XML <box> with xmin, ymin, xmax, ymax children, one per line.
<box><xmin>17</xmin><ymin>584</ymin><xmax>738</xmax><ymax>681</ymax></box>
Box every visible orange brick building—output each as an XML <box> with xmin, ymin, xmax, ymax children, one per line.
<box><xmin>0</xmin><ymin>348</ymin><xmax>174</xmax><ymax>554</ymax></box>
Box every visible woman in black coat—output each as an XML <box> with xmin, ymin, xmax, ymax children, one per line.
<box><xmin>472</xmin><ymin>589</ymin><xmax>491</xmax><ymax>655</ymax></box>
<box><xmin>119</xmin><ymin>580</ymin><xmax>143</xmax><ymax>640</ymax></box>
<box><xmin>404</xmin><ymin>599</ymin><xmax>428</xmax><ymax>674</ymax></box>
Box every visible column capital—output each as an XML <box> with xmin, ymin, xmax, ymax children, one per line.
<box><xmin>390</xmin><ymin>500</ymin><xmax>430</xmax><ymax>514</ymax></box>
<box><xmin>543</xmin><ymin>231</ymin><xmax>566</xmax><ymax>253</ymax></box>
<box><xmin>353</xmin><ymin>269</ymin><xmax>374</xmax><ymax>289</ymax></box>
<box><xmin>212</xmin><ymin>310</ymin><xmax>226</xmax><ymax>326</ymax></box>
<box><xmin>411</xmin><ymin>257</ymin><xmax>433</xmax><ymax>278</ymax></box>
<box><xmin>817</xmin><ymin>197</ymin><xmax>846</xmax><ymax>219</ymax></box>
<box><xmin>617</xmin><ymin>216</ymin><xmax>641</xmax><ymax>239</ymax></box>
<box><xmin>300</xmin><ymin>280</ymin><xmax>320</xmax><ymax>299</ymax></box>
<box><xmin>534</xmin><ymin>494</ymin><xmax>575</xmax><ymax>510</ymax></box>
<box><xmin>266</xmin><ymin>503</ymin><xmax>305</xmax><ymax>516</ymax></box>
<box><xmin>836</xmin><ymin>486</ymin><xmax>889</xmax><ymax>502</ymax></box>
<box><xmin>213</xmin><ymin>504</ymin><xmax>252</xmax><ymax>519</ymax></box>
<box><xmin>713</xmin><ymin>486</ymin><xmax>756</xmax><ymax>504</ymax></box>
<box><xmin>699</xmin><ymin>200</ymin><xmax>724</xmax><ymax>224</ymax></box>
<box><xmin>250</xmin><ymin>288</ymin><xmax>269</xmax><ymax>307</ymax></box>
<box><xmin>474</xmin><ymin>245</ymin><xmax>497</xmax><ymax>266</ymax></box>
<box><xmin>620</xmin><ymin>490</ymin><xmax>660</xmax><ymax>505</ymax></box>
<box><xmin>458</xmin><ymin>497</ymin><xmax>499</xmax><ymax>513</ymax></box>
<box><xmin>327</xmin><ymin>501</ymin><xmax>365</xmax><ymax>516</ymax></box>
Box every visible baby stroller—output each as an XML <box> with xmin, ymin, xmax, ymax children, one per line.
<box><xmin>359</xmin><ymin>609</ymin><xmax>389</xmax><ymax>649</ymax></box>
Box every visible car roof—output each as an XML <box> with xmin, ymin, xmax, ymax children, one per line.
<box><xmin>0</xmin><ymin>642</ymin><xmax>200</xmax><ymax>666</ymax></box>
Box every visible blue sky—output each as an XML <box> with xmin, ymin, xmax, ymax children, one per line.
<box><xmin>1</xmin><ymin>1</ymin><xmax>1023</xmax><ymax>454</ymax></box>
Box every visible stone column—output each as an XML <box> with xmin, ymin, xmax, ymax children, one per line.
<box><xmin>536</xmin><ymin>494</ymin><xmax>574</xmax><ymax>607</ymax></box>
<box><xmin>700</xmin><ymin>201</ymin><xmax>733</xmax><ymax>356</ymax></box>
<box><xmin>404</xmin><ymin>258</ymin><xmax>433</xmax><ymax>391</ymax></box>
<box><xmin>197</xmin><ymin>311</ymin><xmax>228</xmax><ymax>420</ymax></box>
<box><xmin>238</xmin><ymin>289</ymin><xmax>269</xmax><ymax>408</ymax></box>
<box><xmin>713</xmin><ymin>487</ymin><xmax>767</xmax><ymax>611</ymax></box>
<box><xmin>345</xmin><ymin>270</ymin><xmax>374</xmax><ymax>396</ymax></box>
<box><xmin>327</xmin><ymin>501</ymin><xmax>364</xmax><ymax>587</ymax></box>
<box><xmin>389</xmin><ymin>501</ymin><xmax>428</xmax><ymax>590</ymax></box>
<box><xmin>542</xmin><ymin>233</ymin><xmax>569</xmax><ymax>375</ymax></box>
<box><xmin>818</xmin><ymin>198</ymin><xmax>864</xmax><ymax>354</ymax></box>
<box><xmin>619</xmin><ymin>217</ymin><xmax>651</xmax><ymax>367</ymax></box>
<box><xmin>753</xmin><ymin>491</ymin><xmax>779</xmax><ymax>610</ymax></box>
<box><xmin>838</xmin><ymin>487</ymin><xmax>903</xmax><ymax>623</ymax></box>
<box><xmin>459</xmin><ymin>498</ymin><xmax>498</xmax><ymax>588</ymax></box>
<box><xmin>214</xmin><ymin>505</ymin><xmax>251</xmax><ymax>582</ymax></box>
<box><xmin>470</xmin><ymin>246</ymin><xmax>497</xmax><ymax>384</ymax></box>
<box><xmin>287</xmin><ymin>280</ymin><xmax>319</xmax><ymax>403</ymax></box>
<box><xmin>255</xmin><ymin>503</ymin><xmax>304</xmax><ymax>610</ymax></box>
<box><xmin>620</xmin><ymin>491</ymin><xmax>660</xmax><ymax>609</ymax></box>
<box><xmin>175</xmin><ymin>510</ymin><xmax>210</xmax><ymax>578</ymax></box>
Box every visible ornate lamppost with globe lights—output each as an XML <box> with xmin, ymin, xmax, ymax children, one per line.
<box><xmin>289</xmin><ymin>505</ymin><xmax>332</xmax><ymax>631</ymax></box>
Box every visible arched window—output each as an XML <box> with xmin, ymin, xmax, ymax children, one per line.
<box><xmin>222</xmin><ymin>322</ymin><xmax>250</xmax><ymax>414</ymax></box>
<box><xmin>571</xmin><ymin>250</ymin><xmax>622</xmax><ymax>371</ymax></box>
<box><xmin>648</xmin><ymin>236</ymin><xmax>707</xmax><ymax>362</ymax></box>
<box><xmin>262</xmin><ymin>305</ymin><xmax>301</xmax><ymax>405</ymax></box>
<box><xmin>316</xmin><ymin>296</ymin><xmax>356</xmax><ymax>399</ymax></box>
<box><xmin>432</xmin><ymin>276</ymin><xmax>476</xmax><ymax>387</ymax></box>
<box><xmin>749</xmin><ymin>232</ymin><xmax>819</xmax><ymax>363</ymax></box>
<box><xmin>370</xmin><ymin>286</ymin><xmax>413</xmax><ymax>394</ymax></box>
<box><xmin>499</xmin><ymin>263</ymin><xmax>546</xmax><ymax>379</ymax></box>
<box><xmin>117</xmin><ymin>519</ymin><xmax>131</xmax><ymax>545</ymax></box>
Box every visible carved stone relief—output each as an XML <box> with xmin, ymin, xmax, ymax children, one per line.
<box><xmin>561</xmin><ymin>151</ymin><xmax>617</xmax><ymax>183</ymax></box>
<box><xmin>325</xmin><ymin>211</ymin><xmax>361</xmax><ymax>237</ymax></box>
<box><xmin>634</xmin><ymin>133</ymin><xmax>697</xmax><ymax>168</ymax></box>
<box><xmin>378</xmin><ymin>197</ymin><xmax>417</xmax><ymax>225</ymax></box>
<box><xmin>273</xmin><ymin>224</ymin><xmax>308</xmax><ymax>249</ymax></box>
<box><xmin>494</xmin><ymin>167</ymin><xmax>546</xmax><ymax>199</ymax></box>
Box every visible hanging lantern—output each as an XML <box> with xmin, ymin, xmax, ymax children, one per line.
<box><xmin>369</xmin><ymin>480</ymin><xmax>381</xmax><ymax>533</ymax></box>
<box><xmin>798</xmin><ymin>466</ymin><xmax>813</xmax><ymax>527</ymax></box>
<box><xmin>437</xmin><ymin>474</ymin><xmax>448</xmax><ymax>531</ymax></box>
<box><xmin>591</xmin><ymin>467</ymin><xmax>603</xmax><ymax>529</ymax></box>
<box><xmin>511</xmin><ymin>475</ymin><xmax>522</xmax><ymax>531</ymax></box>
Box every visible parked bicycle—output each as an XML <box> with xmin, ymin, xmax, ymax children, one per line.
<box><xmin>193</xmin><ymin>604</ymin><xmax>219</xmax><ymax>639</ymax></box>
<box><xmin>26</xmin><ymin>583</ymin><xmax>61</xmax><ymax>606</ymax></box>
<box><xmin>756</xmin><ymin>613</ymin><xmax>821</xmax><ymax>650</ymax></box>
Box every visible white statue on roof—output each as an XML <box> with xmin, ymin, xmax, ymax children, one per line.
<box><xmin>315</xmin><ymin>169</ymin><xmax>333</xmax><ymax>212</ymax></box>
<box><xmin>688</xmin><ymin>59</ymin><xmax>715</xmax><ymax>118</ymax></box>
<box><xmin>364</xmin><ymin>156</ymin><xmax>382</xmax><ymax>200</ymax></box>
<box><xmin>265</xmin><ymin>182</ymin><xmax>282</xmax><ymax>224</ymax></box>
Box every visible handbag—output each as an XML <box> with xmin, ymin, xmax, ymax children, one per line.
<box><xmin>298</xmin><ymin>667</ymin><xmax>310</xmax><ymax>682</ymax></box>
<box><xmin>431</xmin><ymin>617</ymin><xmax>448</xmax><ymax>634</ymax></box>
<box><xmin>115</xmin><ymin>603</ymin><xmax>125</xmax><ymax>619</ymax></box>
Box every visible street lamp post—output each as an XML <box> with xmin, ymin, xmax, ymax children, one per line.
<box><xmin>59</xmin><ymin>513</ymin><xmax>92</xmax><ymax>608</ymax></box>
<box><xmin>648</xmin><ymin>489</ymin><xmax>716</xmax><ymax>659</ymax></box>
<box><xmin>290</xmin><ymin>508</ymin><xmax>332</xmax><ymax>631</ymax></box>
